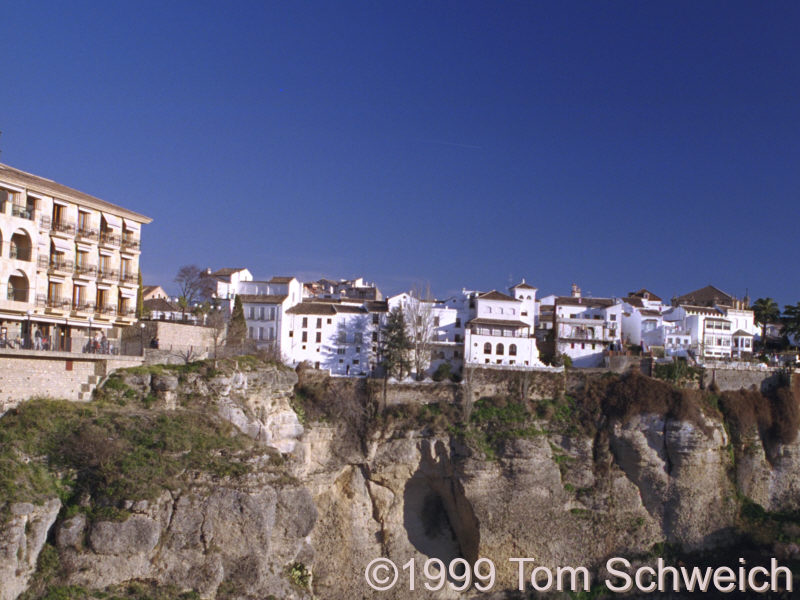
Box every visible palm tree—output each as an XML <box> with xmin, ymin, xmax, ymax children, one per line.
<box><xmin>752</xmin><ymin>297</ymin><xmax>780</xmax><ymax>348</ymax></box>
<box><xmin>783</xmin><ymin>302</ymin><xmax>800</xmax><ymax>348</ymax></box>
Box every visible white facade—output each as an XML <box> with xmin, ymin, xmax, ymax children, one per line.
<box><xmin>662</xmin><ymin>305</ymin><xmax>756</xmax><ymax>360</ymax></box>
<box><xmin>554</xmin><ymin>296</ymin><xmax>624</xmax><ymax>367</ymax></box>
<box><xmin>0</xmin><ymin>163</ymin><xmax>150</xmax><ymax>350</ymax></box>
<box><xmin>241</xmin><ymin>277</ymin><xmax>303</xmax><ymax>357</ymax></box>
<box><xmin>388</xmin><ymin>282</ymin><xmax>546</xmax><ymax>376</ymax></box>
<box><xmin>284</xmin><ymin>300</ymin><xmax>385</xmax><ymax>376</ymax></box>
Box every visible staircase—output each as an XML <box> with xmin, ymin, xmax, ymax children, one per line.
<box><xmin>77</xmin><ymin>374</ymin><xmax>102</xmax><ymax>401</ymax></box>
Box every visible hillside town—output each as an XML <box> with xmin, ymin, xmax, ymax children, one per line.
<box><xmin>1</xmin><ymin>162</ymin><xmax>798</xmax><ymax>382</ymax></box>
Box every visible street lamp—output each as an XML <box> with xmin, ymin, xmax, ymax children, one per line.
<box><xmin>140</xmin><ymin>321</ymin><xmax>146</xmax><ymax>356</ymax></box>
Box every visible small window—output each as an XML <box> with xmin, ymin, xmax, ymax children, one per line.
<box><xmin>315</xmin><ymin>332</ymin><xmax>321</xmax><ymax>343</ymax></box>
<box><xmin>302</xmin><ymin>331</ymin><xmax>307</xmax><ymax>342</ymax></box>
<box><xmin>455</xmin><ymin>318</ymin><xmax>461</xmax><ymax>328</ymax></box>
<box><xmin>302</xmin><ymin>317</ymin><xmax>308</xmax><ymax>327</ymax></box>
<box><xmin>610</xmin><ymin>314</ymin><xmax>617</xmax><ymax>321</ymax></box>
<box><xmin>433</xmin><ymin>316</ymin><xmax>440</xmax><ymax>326</ymax></box>
<box><xmin>337</xmin><ymin>348</ymin><xmax>346</xmax><ymax>355</ymax></box>
<box><xmin>372</xmin><ymin>314</ymin><xmax>379</xmax><ymax>324</ymax></box>
<box><xmin>353</xmin><ymin>359</ymin><xmax>359</xmax><ymax>365</ymax></box>
<box><xmin>372</xmin><ymin>332</ymin><xmax>378</xmax><ymax>342</ymax></box>
<box><xmin>316</xmin><ymin>318</ymin><xmax>322</xmax><ymax>328</ymax></box>
<box><xmin>249</xmin><ymin>307</ymin><xmax>255</xmax><ymax>319</ymax></box>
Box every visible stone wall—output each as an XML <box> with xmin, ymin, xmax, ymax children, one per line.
<box><xmin>703</xmin><ymin>365</ymin><xmax>790</xmax><ymax>393</ymax></box>
<box><xmin>0</xmin><ymin>351</ymin><xmax>143</xmax><ymax>413</ymax></box>
<box><xmin>120</xmin><ymin>321</ymin><xmax>217</xmax><ymax>357</ymax></box>
<box><xmin>366</xmin><ymin>380</ymin><xmax>462</xmax><ymax>406</ymax></box>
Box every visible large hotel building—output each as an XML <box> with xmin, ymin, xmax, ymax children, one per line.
<box><xmin>0</xmin><ymin>163</ymin><xmax>151</xmax><ymax>351</ymax></box>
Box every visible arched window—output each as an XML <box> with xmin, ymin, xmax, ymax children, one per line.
<box><xmin>483</xmin><ymin>342</ymin><xmax>491</xmax><ymax>354</ymax></box>
<box><xmin>10</xmin><ymin>230</ymin><xmax>32</xmax><ymax>261</ymax></box>
<box><xmin>509</xmin><ymin>308</ymin><xmax>515</xmax><ymax>315</ymax></box>
<box><xmin>497</xmin><ymin>307</ymin><xmax>503</xmax><ymax>314</ymax></box>
<box><xmin>509</xmin><ymin>344</ymin><xmax>517</xmax><ymax>356</ymax></box>
<box><xmin>7</xmin><ymin>270</ymin><xmax>29</xmax><ymax>302</ymax></box>
<box><xmin>486</xmin><ymin>306</ymin><xmax>492</xmax><ymax>314</ymax></box>
<box><xmin>496</xmin><ymin>343</ymin><xmax>504</xmax><ymax>355</ymax></box>
<box><xmin>527</xmin><ymin>295</ymin><xmax>532</xmax><ymax>300</ymax></box>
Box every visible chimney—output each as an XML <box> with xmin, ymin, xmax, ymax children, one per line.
<box><xmin>571</xmin><ymin>283</ymin><xmax>581</xmax><ymax>298</ymax></box>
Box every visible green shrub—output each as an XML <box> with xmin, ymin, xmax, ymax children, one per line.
<box><xmin>432</xmin><ymin>362</ymin><xmax>451</xmax><ymax>382</ymax></box>
<box><xmin>287</xmin><ymin>562</ymin><xmax>311</xmax><ymax>589</ymax></box>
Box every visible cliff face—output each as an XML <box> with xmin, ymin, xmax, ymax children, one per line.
<box><xmin>2</xmin><ymin>361</ymin><xmax>799</xmax><ymax>599</ymax></box>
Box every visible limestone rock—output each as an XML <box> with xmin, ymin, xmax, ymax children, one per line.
<box><xmin>0</xmin><ymin>499</ymin><xmax>61</xmax><ymax>600</ymax></box>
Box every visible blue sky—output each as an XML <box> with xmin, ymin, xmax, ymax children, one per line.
<box><xmin>2</xmin><ymin>1</ymin><xmax>798</xmax><ymax>304</ymax></box>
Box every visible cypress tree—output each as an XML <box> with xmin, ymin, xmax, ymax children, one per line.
<box><xmin>228</xmin><ymin>295</ymin><xmax>247</xmax><ymax>349</ymax></box>
<box><xmin>381</xmin><ymin>306</ymin><xmax>411</xmax><ymax>379</ymax></box>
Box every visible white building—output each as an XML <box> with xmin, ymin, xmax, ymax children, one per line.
<box><xmin>665</xmin><ymin>285</ymin><xmax>757</xmax><ymax>360</ymax></box>
<box><xmin>621</xmin><ymin>290</ymin><xmax>667</xmax><ymax>347</ymax></box>
<box><xmin>387</xmin><ymin>280</ymin><xmax>546</xmax><ymax>377</ymax></box>
<box><xmin>464</xmin><ymin>288</ymin><xmax>543</xmax><ymax>368</ymax></box>
<box><xmin>240</xmin><ymin>277</ymin><xmax>303</xmax><ymax>355</ymax></box>
<box><xmin>0</xmin><ymin>163</ymin><xmax>150</xmax><ymax>351</ymax></box>
<box><xmin>205</xmin><ymin>267</ymin><xmax>253</xmax><ymax>312</ymax></box>
<box><xmin>284</xmin><ymin>299</ymin><xmax>386</xmax><ymax>376</ymax></box>
<box><xmin>553</xmin><ymin>285</ymin><xmax>623</xmax><ymax>367</ymax></box>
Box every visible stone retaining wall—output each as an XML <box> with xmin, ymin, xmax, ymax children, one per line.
<box><xmin>0</xmin><ymin>351</ymin><xmax>143</xmax><ymax>413</ymax></box>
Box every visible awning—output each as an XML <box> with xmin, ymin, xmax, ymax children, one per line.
<box><xmin>122</xmin><ymin>218</ymin><xmax>141</xmax><ymax>232</ymax></box>
<box><xmin>51</xmin><ymin>237</ymin><xmax>73</xmax><ymax>253</ymax></box>
<box><xmin>102</xmin><ymin>213</ymin><xmax>122</xmax><ymax>230</ymax></box>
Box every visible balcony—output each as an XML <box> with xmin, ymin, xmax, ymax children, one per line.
<box><xmin>121</xmin><ymin>234</ymin><xmax>141</xmax><ymax>250</ymax></box>
<box><xmin>41</xmin><ymin>295</ymin><xmax>71</xmax><ymax>311</ymax></box>
<box><xmin>74</xmin><ymin>263</ymin><xmax>98</xmax><ymax>278</ymax></box>
<box><xmin>72</xmin><ymin>301</ymin><xmax>96</xmax><ymax>314</ymax></box>
<box><xmin>99</xmin><ymin>231</ymin><xmax>121</xmax><ymax>247</ymax></box>
<box><xmin>11</xmin><ymin>204</ymin><xmax>33</xmax><ymax>220</ymax></box>
<box><xmin>52</xmin><ymin>220</ymin><xmax>77</xmax><ymax>237</ymax></box>
<box><xmin>40</xmin><ymin>256</ymin><xmax>74</xmax><ymax>274</ymax></box>
<box><xmin>76</xmin><ymin>227</ymin><xmax>99</xmax><ymax>242</ymax></box>
<box><xmin>118</xmin><ymin>306</ymin><xmax>136</xmax><ymax>319</ymax></box>
<box><xmin>98</xmin><ymin>304</ymin><xmax>117</xmax><ymax>317</ymax></box>
<box><xmin>98</xmin><ymin>268</ymin><xmax>119</xmax><ymax>282</ymax></box>
<box><xmin>119</xmin><ymin>271</ymin><xmax>138</xmax><ymax>285</ymax></box>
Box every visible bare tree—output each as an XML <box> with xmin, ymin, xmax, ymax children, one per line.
<box><xmin>207</xmin><ymin>309</ymin><xmax>228</xmax><ymax>359</ymax></box>
<box><xmin>403</xmin><ymin>284</ymin><xmax>437</xmax><ymax>380</ymax></box>
<box><xmin>174</xmin><ymin>265</ymin><xmax>215</xmax><ymax>319</ymax></box>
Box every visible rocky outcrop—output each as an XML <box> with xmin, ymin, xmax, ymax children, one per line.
<box><xmin>4</xmin><ymin>367</ymin><xmax>800</xmax><ymax>599</ymax></box>
<box><xmin>56</xmin><ymin>478</ymin><xmax>316</xmax><ymax>599</ymax></box>
<box><xmin>0</xmin><ymin>499</ymin><xmax>61</xmax><ymax>600</ymax></box>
